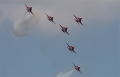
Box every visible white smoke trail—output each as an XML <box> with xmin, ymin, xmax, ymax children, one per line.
<box><xmin>55</xmin><ymin>70</ymin><xmax>74</xmax><ymax>77</ymax></box>
<box><xmin>12</xmin><ymin>11</ymin><xmax>40</xmax><ymax>37</ymax></box>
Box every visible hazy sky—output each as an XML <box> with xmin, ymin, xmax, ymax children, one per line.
<box><xmin>0</xmin><ymin>0</ymin><xmax>119</xmax><ymax>77</ymax></box>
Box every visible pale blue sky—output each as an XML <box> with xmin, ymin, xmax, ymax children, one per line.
<box><xmin>0</xmin><ymin>0</ymin><xmax>119</xmax><ymax>77</ymax></box>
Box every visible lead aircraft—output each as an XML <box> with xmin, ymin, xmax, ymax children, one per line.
<box><xmin>25</xmin><ymin>4</ymin><xmax>34</xmax><ymax>15</ymax></box>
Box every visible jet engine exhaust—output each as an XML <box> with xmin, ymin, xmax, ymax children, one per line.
<box><xmin>55</xmin><ymin>70</ymin><xmax>74</xmax><ymax>77</ymax></box>
<box><xmin>12</xmin><ymin>11</ymin><xmax>40</xmax><ymax>37</ymax></box>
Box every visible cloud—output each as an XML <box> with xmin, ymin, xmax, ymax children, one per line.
<box><xmin>55</xmin><ymin>70</ymin><xmax>74</xmax><ymax>77</ymax></box>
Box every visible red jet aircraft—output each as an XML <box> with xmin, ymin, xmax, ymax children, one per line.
<box><xmin>73</xmin><ymin>63</ymin><xmax>82</xmax><ymax>74</ymax></box>
<box><xmin>45</xmin><ymin>13</ymin><xmax>56</xmax><ymax>24</ymax></box>
<box><xmin>66</xmin><ymin>43</ymin><xmax>76</xmax><ymax>54</ymax></box>
<box><xmin>73</xmin><ymin>14</ymin><xmax>84</xmax><ymax>26</ymax></box>
<box><xmin>25</xmin><ymin>4</ymin><xmax>34</xmax><ymax>15</ymax></box>
<box><xmin>59</xmin><ymin>24</ymin><xmax>70</xmax><ymax>35</ymax></box>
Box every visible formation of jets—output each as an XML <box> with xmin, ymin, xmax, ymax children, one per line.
<box><xmin>25</xmin><ymin>5</ymin><xmax>84</xmax><ymax>26</ymax></box>
<box><xmin>25</xmin><ymin>4</ymin><xmax>83</xmax><ymax>74</ymax></box>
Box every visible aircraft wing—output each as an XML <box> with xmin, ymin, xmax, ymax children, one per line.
<box><xmin>59</xmin><ymin>24</ymin><xmax>63</xmax><ymax>28</ymax></box>
<box><xmin>73</xmin><ymin>50</ymin><xmax>76</xmax><ymax>54</ymax></box>
<box><xmin>66</xmin><ymin>43</ymin><xmax>70</xmax><ymax>47</ymax></box>
<box><xmin>80</xmin><ymin>22</ymin><xmax>84</xmax><ymax>26</ymax></box>
<box><xmin>66</xmin><ymin>31</ymin><xmax>70</xmax><ymax>35</ymax></box>
<box><xmin>52</xmin><ymin>21</ymin><xmax>56</xmax><ymax>24</ymax></box>
<box><xmin>73</xmin><ymin>63</ymin><xmax>76</xmax><ymax>67</ymax></box>
<box><xmin>79</xmin><ymin>70</ymin><xmax>82</xmax><ymax>74</ymax></box>
<box><xmin>73</xmin><ymin>14</ymin><xmax>77</xmax><ymax>19</ymax></box>
<box><xmin>30</xmin><ymin>11</ymin><xmax>34</xmax><ymax>15</ymax></box>
<box><xmin>25</xmin><ymin>4</ymin><xmax>28</xmax><ymax>8</ymax></box>
<box><xmin>45</xmin><ymin>13</ymin><xmax>49</xmax><ymax>18</ymax></box>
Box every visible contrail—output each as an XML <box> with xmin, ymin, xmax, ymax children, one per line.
<box><xmin>12</xmin><ymin>11</ymin><xmax>40</xmax><ymax>37</ymax></box>
<box><xmin>55</xmin><ymin>70</ymin><xmax>74</xmax><ymax>77</ymax></box>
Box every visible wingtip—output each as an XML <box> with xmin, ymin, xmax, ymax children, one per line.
<box><xmin>52</xmin><ymin>21</ymin><xmax>56</xmax><ymax>24</ymax></box>
<box><xmin>73</xmin><ymin>63</ymin><xmax>75</xmax><ymax>66</ymax></box>
<box><xmin>25</xmin><ymin>4</ymin><xmax>26</xmax><ymax>7</ymax></box>
<box><xmin>73</xmin><ymin>51</ymin><xmax>76</xmax><ymax>54</ymax></box>
<box><xmin>82</xmin><ymin>24</ymin><xmax>84</xmax><ymax>26</ymax></box>
<box><xmin>80</xmin><ymin>71</ymin><xmax>82</xmax><ymax>74</ymax></box>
